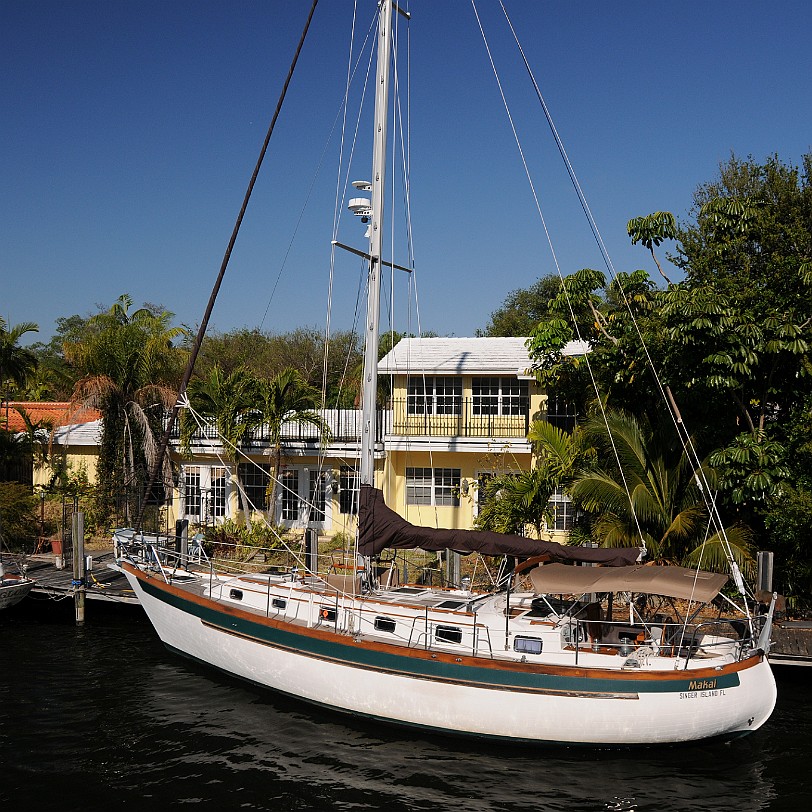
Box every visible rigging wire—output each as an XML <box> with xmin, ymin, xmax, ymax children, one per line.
<box><xmin>134</xmin><ymin>0</ymin><xmax>319</xmax><ymax>532</ymax></box>
<box><xmin>495</xmin><ymin>1</ymin><xmax>752</xmax><ymax>618</ymax></box>
<box><xmin>471</xmin><ymin>0</ymin><xmax>648</xmax><ymax>553</ymax></box>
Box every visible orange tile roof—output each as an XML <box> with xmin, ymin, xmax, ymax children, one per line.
<box><xmin>0</xmin><ymin>402</ymin><xmax>102</xmax><ymax>433</ymax></box>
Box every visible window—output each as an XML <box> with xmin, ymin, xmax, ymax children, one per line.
<box><xmin>472</xmin><ymin>377</ymin><xmax>528</xmax><ymax>416</ymax></box>
<box><xmin>273</xmin><ymin>466</ymin><xmax>332</xmax><ymax>529</ymax></box>
<box><xmin>475</xmin><ymin>471</ymin><xmax>496</xmax><ymax>515</ymax></box>
<box><xmin>229</xmin><ymin>589</ymin><xmax>243</xmax><ymax>601</ymax></box>
<box><xmin>339</xmin><ymin>466</ymin><xmax>359</xmax><ymax>515</ymax></box>
<box><xmin>434</xmin><ymin>468</ymin><xmax>460</xmax><ymax>506</ymax></box>
<box><xmin>184</xmin><ymin>467</ymin><xmax>201</xmax><ymax>520</ymax></box>
<box><xmin>210</xmin><ymin>467</ymin><xmax>227</xmax><ymax>518</ymax></box>
<box><xmin>319</xmin><ymin>606</ymin><xmax>337</xmax><ymax>623</ymax></box>
<box><xmin>406</xmin><ymin>467</ymin><xmax>432</xmax><ymax>505</ymax></box>
<box><xmin>374</xmin><ymin>616</ymin><xmax>397</xmax><ymax>633</ymax></box>
<box><xmin>406</xmin><ymin>468</ymin><xmax>461</xmax><ymax>507</ymax></box>
<box><xmin>183</xmin><ymin>465</ymin><xmax>226</xmax><ymax>522</ymax></box>
<box><xmin>238</xmin><ymin>463</ymin><xmax>270</xmax><ymax>512</ymax></box>
<box><xmin>407</xmin><ymin>376</ymin><xmax>462</xmax><ymax>415</ymax></box>
<box><xmin>514</xmin><ymin>636</ymin><xmax>543</xmax><ymax>655</ymax></box>
<box><xmin>272</xmin><ymin>598</ymin><xmax>287</xmax><ymax>610</ymax></box>
<box><xmin>435</xmin><ymin>625</ymin><xmax>463</xmax><ymax>644</ymax></box>
<box><xmin>546</xmin><ymin>393</ymin><xmax>577</xmax><ymax>433</ymax></box>
<box><xmin>280</xmin><ymin>469</ymin><xmax>299</xmax><ymax>521</ymax></box>
<box><xmin>547</xmin><ymin>487</ymin><xmax>574</xmax><ymax>531</ymax></box>
<box><xmin>308</xmin><ymin>471</ymin><xmax>327</xmax><ymax>523</ymax></box>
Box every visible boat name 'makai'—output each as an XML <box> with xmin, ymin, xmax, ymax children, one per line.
<box><xmin>688</xmin><ymin>678</ymin><xmax>717</xmax><ymax>691</ymax></box>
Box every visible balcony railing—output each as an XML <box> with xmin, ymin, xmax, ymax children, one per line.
<box><xmin>171</xmin><ymin>409</ymin><xmax>383</xmax><ymax>446</ymax></box>
<box><xmin>170</xmin><ymin>401</ymin><xmax>576</xmax><ymax>446</ymax></box>
<box><xmin>389</xmin><ymin>398</ymin><xmax>530</xmax><ymax>438</ymax></box>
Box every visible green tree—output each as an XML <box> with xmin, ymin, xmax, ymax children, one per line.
<box><xmin>25</xmin><ymin>314</ymin><xmax>87</xmax><ymax>400</ymax></box>
<box><xmin>525</xmin><ymin>267</ymin><xmax>661</xmax><ymax>418</ymax></box>
<box><xmin>570</xmin><ymin>411</ymin><xmax>753</xmax><ymax>572</ymax></box>
<box><xmin>0</xmin><ymin>481</ymin><xmax>39</xmax><ymax>550</ymax></box>
<box><xmin>474</xmin><ymin>467</ymin><xmax>555</xmax><ymax>539</ymax></box>
<box><xmin>256</xmin><ymin>367</ymin><xmax>328</xmax><ymax>515</ymax></box>
<box><xmin>0</xmin><ymin>317</ymin><xmax>39</xmax><ymax>406</ymax></box>
<box><xmin>196</xmin><ymin>327</ymin><xmax>363</xmax><ymax>408</ymax></box>
<box><xmin>181</xmin><ymin>365</ymin><xmax>261</xmax><ymax>520</ymax></box>
<box><xmin>627</xmin><ymin>211</ymin><xmax>677</xmax><ymax>285</ymax></box>
<box><xmin>64</xmin><ymin>295</ymin><xmax>187</xmax><ymax>524</ymax></box>
<box><xmin>479</xmin><ymin>275</ymin><xmax>564</xmax><ymax>337</ymax></box>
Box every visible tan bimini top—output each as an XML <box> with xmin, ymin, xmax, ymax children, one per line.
<box><xmin>529</xmin><ymin>563</ymin><xmax>729</xmax><ymax>604</ymax></box>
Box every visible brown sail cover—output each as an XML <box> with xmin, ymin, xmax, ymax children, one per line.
<box><xmin>358</xmin><ymin>486</ymin><xmax>642</xmax><ymax>566</ymax></box>
<box><xmin>529</xmin><ymin>562</ymin><xmax>728</xmax><ymax>603</ymax></box>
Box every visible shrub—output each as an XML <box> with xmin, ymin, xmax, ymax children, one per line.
<box><xmin>0</xmin><ymin>482</ymin><xmax>39</xmax><ymax>551</ymax></box>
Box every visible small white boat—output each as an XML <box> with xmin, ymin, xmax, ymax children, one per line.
<box><xmin>0</xmin><ymin>563</ymin><xmax>34</xmax><ymax>610</ymax></box>
<box><xmin>114</xmin><ymin>1</ymin><xmax>776</xmax><ymax>745</ymax></box>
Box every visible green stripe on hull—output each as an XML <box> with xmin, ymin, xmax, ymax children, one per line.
<box><xmin>140</xmin><ymin>577</ymin><xmax>742</xmax><ymax>696</ymax></box>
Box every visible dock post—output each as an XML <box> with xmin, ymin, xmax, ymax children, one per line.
<box><xmin>72</xmin><ymin>512</ymin><xmax>86</xmax><ymax>623</ymax></box>
<box><xmin>177</xmin><ymin>519</ymin><xmax>189</xmax><ymax>569</ymax></box>
<box><xmin>305</xmin><ymin>527</ymin><xmax>318</xmax><ymax>575</ymax></box>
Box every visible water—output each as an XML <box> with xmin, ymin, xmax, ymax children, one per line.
<box><xmin>1</xmin><ymin>602</ymin><xmax>808</xmax><ymax>812</ymax></box>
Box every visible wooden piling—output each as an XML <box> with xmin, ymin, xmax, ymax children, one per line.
<box><xmin>72</xmin><ymin>512</ymin><xmax>86</xmax><ymax>623</ymax></box>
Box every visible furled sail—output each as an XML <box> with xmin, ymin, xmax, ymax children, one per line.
<box><xmin>358</xmin><ymin>486</ymin><xmax>642</xmax><ymax>565</ymax></box>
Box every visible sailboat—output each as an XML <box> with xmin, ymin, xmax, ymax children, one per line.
<box><xmin>113</xmin><ymin>1</ymin><xmax>776</xmax><ymax>745</ymax></box>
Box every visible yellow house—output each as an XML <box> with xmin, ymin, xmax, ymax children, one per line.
<box><xmin>2</xmin><ymin>402</ymin><xmax>102</xmax><ymax>489</ymax></box>
<box><xmin>375</xmin><ymin>336</ymin><xmax>581</xmax><ymax>539</ymax></box>
<box><xmin>33</xmin><ymin>338</ymin><xmax>583</xmax><ymax>539</ymax></box>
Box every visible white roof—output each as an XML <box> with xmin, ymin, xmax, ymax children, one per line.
<box><xmin>51</xmin><ymin>419</ymin><xmax>103</xmax><ymax>446</ymax></box>
<box><xmin>378</xmin><ymin>337</ymin><xmax>588</xmax><ymax>376</ymax></box>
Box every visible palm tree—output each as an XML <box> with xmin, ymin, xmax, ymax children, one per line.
<box><xmin>64</xmin><ymin>295</ymin><xmax>187</xmax><ymax>522</ymax></box>
<box><xmin>0</xmin><ymin>317</ymin><xmax>39</xmax><ymax>429</ymax></box>
<box><xmin>475</xmin><ymin>467</ymin><xmax>555</xmax><ymax>539</ymax></box>
<box><xmin>257</xmin><ymin>368</ymin><xmax>328</xmax><ymax>518</ymax></box>
<box><xmin>474</xmin><ymin>421</ymin><xmax>592</xmax><ymax>540</ymax></box>
<box><xmin>181</xmin><ymin>365</ymin><xmax>261</xmax><ymax>520</ymax></box>
<box><xmin>570</xmin><ymin>410</ymin><xmax>753</xmax><ymax>571</ymax></box>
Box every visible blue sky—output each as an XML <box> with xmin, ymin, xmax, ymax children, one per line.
<box><xmin>2</xmin><ymin>1</ymin><xmax>811</xmax><ymax>345</ymax></box>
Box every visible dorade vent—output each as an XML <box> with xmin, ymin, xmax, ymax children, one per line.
<box><xmin>435</xmin><ymin>625</ymin><xmax>463</xmax><ymax>645</ymax></box>
<box><xmin>271</xmin><ymin>598</ymin><xmax>286</xmax><ymax>610</ymax></box>
<box><xmin>513</xmin><ymin>636</ymin><xmax>543</xmax><ymax>655</ymax></box>
<box><xmin>229</xmin><ymin>589</ymin><xmax>244</xmax><ymax>601</ymax></box>
<box><xmin>374</xmin><ymin>616</ymin><xmax>397</xmax><ymax>633</ymax></box>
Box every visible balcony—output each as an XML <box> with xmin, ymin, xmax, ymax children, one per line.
<box><xmin>388</xmin><ymin>398</ymin><xmax>530</xmax><ymax>438</ymax></box>
<box><xmin>169</xmin><ymin>400</ymin><xmax>575</xmax><ymax>447</ymax></box>
<box><xmin>171</xmin><ymin>409</ymin><xmax>381</xmax><ymax>446</ymax></box>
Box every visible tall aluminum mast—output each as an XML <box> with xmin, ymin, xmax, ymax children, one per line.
<box><xmin>359</xmin><ymin>0</ymin><xmax>394</xmax><ymax>488</ymax></box>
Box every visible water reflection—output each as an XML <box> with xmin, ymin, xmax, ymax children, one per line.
<box><xmin>2</xmin><ymin>609</ymin><xmax>806</xmax><ymax>812</ymax></box>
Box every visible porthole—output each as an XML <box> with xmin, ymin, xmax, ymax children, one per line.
<box><xmin>271</xmin><ymin>597</ymin><xmax>286</xmax><ymax>610</ymax></box>
<box><xmin>229</xmin><ymin>588</ymin><xmax>243</xmax><ymax>601</ymax></box>
<box><xmin>513</xmin><ymin>635</ymin><xmax>543</xmax><ymax>655</ymax></box>
<box><xmin>319</xmin><ymin>606</ymin><xmax>337</xmax><ymax>623</ymax></box>
<box><xmin>435</xmin><ymin>625</ymin><xmax>463</xmax><ymax>644</ymax></box>
<box><xmin>374</xmin><ymin>616</ymin><xmax>396</xmax><ymax>633</ymax></box>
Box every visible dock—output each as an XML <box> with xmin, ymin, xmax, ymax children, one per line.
<box><xmin>770</xmin><ymin>620</ymin><xmax>812</xmax><ymax>667</ymax></box>
<box><xmin>3</xmin><ymin>550</ymin><xmax>139</xmax><ymax>605</ymax></box>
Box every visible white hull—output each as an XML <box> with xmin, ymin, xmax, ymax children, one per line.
<box><xmin>0</xmin><ymin>578</ymin><xmax>33</xmax><ymax>610</ymax></box>
<box><xmin>121</xmin><ymin>564</ymin><xmax>776</xmax><ymax>746</ymax></box>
